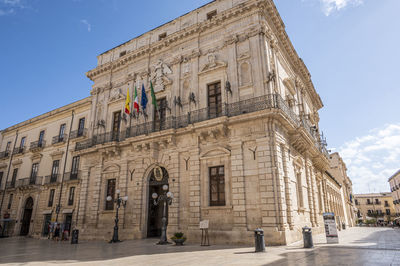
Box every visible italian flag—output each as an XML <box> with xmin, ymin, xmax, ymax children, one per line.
<box><xmin>124</xmin><ymin>87</ymin><xmax>131</xmax><ymax>115</ymax></box>
<box><xmin>133</xmin><ymin>86</ymin><xmax>139</xmax><ymax>114</ymax></box>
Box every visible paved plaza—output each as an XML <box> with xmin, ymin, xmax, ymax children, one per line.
<box><xmin>0</xmin><ymin>227</ymin><xmax>399</xmax><ymax>266</ymax></box>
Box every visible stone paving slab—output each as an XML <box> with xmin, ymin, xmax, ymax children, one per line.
<box><xmin>0</xmin><ymin>227</ymin><xmax>399</xmax><ymax>266</ymax></box>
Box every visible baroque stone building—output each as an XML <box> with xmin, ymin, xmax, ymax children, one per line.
<box><xmin>389</xmin><ymin>170</ymin><xmax>400</xmax><ymax>217</ymax></box>
<box><xmin>0</xmin><ymin>0</ymin><xmax>352</xmax><ymax>245</ymax></box>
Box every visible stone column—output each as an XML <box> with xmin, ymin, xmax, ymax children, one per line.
<box><xmin>188</xmin><ymin>146</ymin><xmax>201</xmax><ymax>230</ymax></box>
<box><xmin>76</xmin><ymin>165</ymin><xmax>91</xmax><ymax>228</ymax></box>
<box><xmin>281</xmin><ymin>145</ymin><xmax>293</xmax><ymax>230</ymax></box>
<box><xmin>304</xmin><ymin>162</ymin><xmax>315</xmax><ymax>227</ymax></box>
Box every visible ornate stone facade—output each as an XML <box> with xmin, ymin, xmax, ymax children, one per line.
<box><xmin>0</xmin><ymin>0</ymin><xmax>354</xmax><ymax>245</ymax></box>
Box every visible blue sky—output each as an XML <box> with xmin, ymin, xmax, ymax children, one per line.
<box><xmin>0</xmin><ymin>0</ymin><xmax>399</xmax><ymax>193</ymax></box>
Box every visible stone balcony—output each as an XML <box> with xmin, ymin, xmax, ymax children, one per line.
<box><xmin>75</xmin><ymin>94</ymin><xmax>328</xmax><ymax>162</ymax></box>
<box><xmin>0</xmin><ymin>151</ymin><xmax>10</xmax><ymax>160</ymax></box>
<box><xmin>16</xmin><ymin>176</ymin><xmax>43</xmax><ymax>188</ymax></box>
<box><xmin>52</xmin><ymin>135</ymin><xmax>67</xmax><ymax>145</ymax></box>
<box><xmin>30</xmin><ymin>141</ymin><xmax>46</xmax><ymax>152</ymax></box>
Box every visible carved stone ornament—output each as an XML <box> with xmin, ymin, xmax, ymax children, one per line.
<box><xmin>109</xmin><ymin>88</ymin><xmax>126</xmax><ymax>102</ymax></box>
<box><xmin>199</xmin><ymin>53</ymin><xmax>227</xmax><ymax>75</ymax></box>
<box><xmin>151</xmin><ymin>59</ymin><xmax>173</xmax><ymax>93</ymax></box>
<box><xmin>153</xmin><ymin>166</ymin><xmax>164</xmax><ymax>182</ymax></box>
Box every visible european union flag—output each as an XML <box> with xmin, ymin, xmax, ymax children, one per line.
<box><xmin>141</xmin><ymin>84</ymin><xmax>148</xmax><ymax>111</ymax></box>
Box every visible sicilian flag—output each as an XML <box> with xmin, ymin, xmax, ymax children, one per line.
<box><xmin>133</xmin><ymin>86</ymin><xmax>139</xmax><ymax>114</ymax></box>
<box><xmin>124</xmin><ymin>87</ymin><xmax>131</xmax><ymax>115</ymax></box>
<box><xmin>141</xmin><ymin>84</ymin><xmax>148</xmax><ymax>111</ymax></box>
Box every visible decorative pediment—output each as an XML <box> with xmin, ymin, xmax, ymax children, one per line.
<box><xmin>109</xmin><ymin>87</ymin><xmax>126</xmax><ymax>103</ymax></box>
<box><xmin>0</xmin><ymin>163</ymin><xmax>7</xmax><ymax>169</ymax></box>
<box><xmin>50</xmin><ymin>150</ymin><xmax>64</xmax><ymax>160</ymax></box>
<box><xmin>12</xmin><ymin>159</ymin><xmax>23</xmax><ymax>166</ymax></box>
<box><xmin>100</xmin><ymin>146</ymin><xmax>121</xmax><ymax>161</ymax></box>
<box><xmin>103</xmin><ymin>163</ymin><xmax>121</xmax><ymax>173</ymax></box>
<box><xmin>151</xmin><ymin>59</ymin><xmax>173</xmax><ymax>93</ymax></box>
<box><xmin>30</xmin><ymin>153</ymin><xmax>43</xmax><ymax>163</ymax></box>
<box><xmin>200</xmin><ymin>147</ymin><xmax>231</xmax><ymax>159</ymax></box>
<box><xmin>199</xmin><ymin>53</ymin><xmax>227</xmax><ymax>75</ymax></box>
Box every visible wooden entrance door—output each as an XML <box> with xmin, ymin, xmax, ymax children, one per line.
<box><xmin>20</xmin><ymin>197</ymin><xmax>34</xmax><ymax>236</ymax></box>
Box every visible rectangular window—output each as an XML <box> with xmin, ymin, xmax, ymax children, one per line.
<box><xmin>38</xmin><ymin>130</ymin><xmax>45</xmax><ymax>145</ymax></box>
<box><xmin>112</xmin><ymin>111</ymin><xmax>121</xmax><ymax>141</ymax></box>
<box><xmin>375</xmin><ymin>199</ymin><xmax>380</xmax><ymax>204</ymax></box>
<box><xmin>153</xmin><ymin>98</ymin><xmax>167</xmax><ymax>131</ymax></box>
<box><xmin>78</xmin><ymin>118</ymin><xmax>85</xmax><ymax>136</ymax></box>
<box><xmin>296</xmin><ymin>173</ymin><xmax>304</xmax><ymax>209</ymax></box>
<box><xmin>367</xmin><ymin>199</ymin><xmax>371</xmax><ymax>204</ymax></box>
<box><xmin>119</xmin><ymin>51</ymin><xmax>126</xmax><ymax>57</ymax></box>
<box><xmin>59</xmin><ymin>124</ymin><xmax>66</xmax><ymax>141</ymax></box>
<box><xmin>207</xmin><ymin>82</ymin><xmax>222</xmax><ymax>119</ymax></box>
<box><xmin>20</xmin><ymin>137</ymin><xmax>26</xmax><ymax>149</ymax></box>
<box><xmin>68</xmin><ymin>187</ymin><xmax>75</xmax><ymax>206</ymax></box>
<box><xmin>207</xmin><ymin>10</ymin><xmax>217</xmax><ymax>20</ymax></box>
<box><xmin>30</xmin><ymin>163</ymin><xmax>39</xmax><ymax>184</ymax></box>
<box><xmin>70</xmin><ymin>156</ymin><xmax>80</xmax><ymax>179</ymax></box>
<box><xmin>48</xmin><ymin>189</ymin><xmax>55</xmax><ymax>207</ymax></box>
<box><xmin>51</xmin><ymin>160</ymin><xmax>59</xmax><ymax>182</ymax></box>
<box><xmin>105</xmin><ymin>179</ymin><xmax>116</xmax><ymax>210</ymax></box>
<box><xmin>5</xmin><ymin>141</ymin><xmax>11</xmax><ymax>152</ymax></box>
<box><xmin>385</xmin><ymin>200</ymin><xmax>389</xmax><ymax>207</ymax></box>
<box><xmin>355</xmin><ymin>199</ymin><xmax>359</xmax><ymax>205</ymax></box>
<box><xmin>386</xmin><ymin>209</ymin><xmax>391</xmax><ymax>215</ymax></box>
<box><xmin>0</xmin><ymin>172</ymin><xmax>3</xmax><ymax>188</ymax></box>
<box><xmin>7</xmin><ymin>194</ymin><xmax>13</xmax><ymax>209</ymax></box>
<box><xmin>11</xmin><ymin>169</ymin><xmax>18</xmax><ymax>187</ymax></box>
<box><xmin>209</xmin><ymin>166</ymin><xmax>225</xmax><ymax>206</ymax></box>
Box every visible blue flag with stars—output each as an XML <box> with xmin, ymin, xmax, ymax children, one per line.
<box><xmin>141</xmin><ymin>84</ymin><xmax>148</xmax><ymax>111</ymax></box>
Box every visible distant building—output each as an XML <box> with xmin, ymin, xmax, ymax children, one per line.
<box><xmin>389</xmin><ymin>170</ymin><xmax>400</xmax><ymax>217</ymax></box>
<box><xmin>354</xmin><ymin>193</ymin><xmax>395</xmax><ymax>224</ymax></box>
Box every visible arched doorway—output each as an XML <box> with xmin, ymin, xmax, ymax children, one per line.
<box><xmin>20</xmin><ymin>197</ymin><xmax>34</xmax><ymax>236</ymax></box>
<box><xmin>147</xmin><ymin>166</ymin><xmax>169</xmax><ymax>238</ymax></box>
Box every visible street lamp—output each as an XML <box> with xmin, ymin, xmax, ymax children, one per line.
<box><xmin>107</xmin><ymin>189</ymin><xmax>128</xmax><ymax>243</ymax></box>
<box><xmin>152</xmin><ymin>184</ymin><xmax>173</xmax><ymax>245</ymax></box>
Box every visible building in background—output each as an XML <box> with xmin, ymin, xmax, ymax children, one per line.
<box><xmin>328</xmin><ymin>152</ymin><xmax>356</xmax><ymax>228</ymax></box>
<box><xmin>0</xmin><ymin>0</ymin><xmax>354</xmax><ymax>245</ymax></box>
<box><xmin>354</xmin><ymin>193</ymin><xmax>395</xmax><ymax>225</ymax></box>
<box><xmin>389</xmin><ymin>170</ymin><xmax>400</xmax><ymax>219</ymax></box>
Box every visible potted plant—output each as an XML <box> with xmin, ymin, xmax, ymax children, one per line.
<box><xmin>171</xmin><ymin>232</ymin><xmax>186</xmax><ymax>246</ymax></box>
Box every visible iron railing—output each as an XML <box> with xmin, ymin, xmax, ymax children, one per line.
<box><xmin>76</xmin><ymin>94</ymin><xmax>325</xmax><ymax>154</ymax></box>
<box><xmin>6</xmin><ymin>181</ymin><xmax>15</xmax><ymax>189</ymax></box>
<box><xmin>52</xmin><ymin>135</ymin><xmax>67</xmax><ymax>145</ymax></box>
<box><xmin>64</xmin><ymin>171</ymin><xmax>81</xmax><ymax>181</ymax></box>
<box><xmin>30</xmin><ymin>140</ymin><xmax>46</xmax><ymax>151</ymax></box>
<box><xmin>70</xmin><ymin>129</ymin><xmax>87</xmax><ymax>139</ymax></box>
<box><xmin>16</xmin><ymin>176</ymin><xmax>43</xmax><ymax>187</ymax></box>
<box><xmin>13</xmin><ymin>147</ymin><xmax>25</xmax><ymax>155</ymax></box>
<box><xmin>0</xmin><ymin>151</ymin><xmax>10</xmax><ymax>159</ymax></box>
<box><xmin>43</xmin><ymin>174</ymin><xmax>61</xmax><ymax>185</ymax></box>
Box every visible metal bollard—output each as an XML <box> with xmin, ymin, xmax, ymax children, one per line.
<box><xmin>254</xmin><ymin>228</ymin><xmax>266</xmax><ymax>252</ymax></box>
<box><xmin>302</xmin><ymin>227</ymin><xmax>313</xmax><ymax>248</ymax></box>
<box><xmin>71</xmin><ymin>229</ymin><xmax>79</xmax><ymax>244</ymax></box>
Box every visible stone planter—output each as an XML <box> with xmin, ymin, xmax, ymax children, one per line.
<box><xmin>172</xmin><ymin>238</ymin><xmax>186</xmax><ymax>246</ymax></box>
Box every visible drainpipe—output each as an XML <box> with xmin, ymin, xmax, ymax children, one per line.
<box><xmin>55</xmin><ymin>111</ymin><xmax>75</xmax><ymax>223</ymax></box>
<box><xmin>0</xmin><ymin>130</ymin><xmax>18</xmax><ymax>215</ymax></box>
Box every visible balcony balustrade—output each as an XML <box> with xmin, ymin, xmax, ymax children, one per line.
<box><xmin>6</xmin><ymin>181</ymin><xmax>15</xmax><ymax>189</ymax></box>
<box><xmin>16</xmin><ymin>176</ymin><xmax>43</xmax><ymax>187</ymax></box>
<box><xmin>75</xmin><ymin>94</ymin><xmax>326</xmax><ymax>157</ymax></box>
<box><xmin>30</xmin><ymin>140</ymin><xmax>46</xmax><ymax>151</ymax></box>
<box><xmin>63</xmin><ymin>171</ymin><xmax>81</xmax><ymax>181</ymax></box>
<box><xmin>70</xmin><ymin>129</ymin><xmax>87</xmax><ymax>139</ymax></box>
<box><xmin>13</xmin><ymin>147</ymin><xmax>25</xmax><ymax>155</ymax></box>
<box><xmin>0</xmin><ymin>151</ymin><xmax>10</xmax><ymax>160</ymax></box>
<box><xmin>43</xmin><ymin>174</ymin><xmax>61</xmax><ymax>185</ymax></box>
<box><xmin>52</xmin><ymin>135</ymin><xmax>67</xmax><ymax>145</ymax></box>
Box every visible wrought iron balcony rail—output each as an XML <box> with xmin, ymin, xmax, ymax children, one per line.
<box><xmin>70</xmin><ymin>129</ymin><xmax>87</xmax><ymax>139</ymax></box>
<box><xmin>43</xmin><ymin>174</ymin><xmax>61</xmax><ymax>185</ymax></box>
<box><xmin>30</xmin><ymin>140</ymin><xmax>46</xmax><ymax>151</ymax></box>
<box><xmin>63</xmin><ymin>171</ymin><xmax>81</xmax><ymax>181</ymax></box>
<box><xmin>0</xmin><ymin>151</ymin><xmax>10</xmax><ymax>159</ymax></box>
<box><xmin>16</xmin><ymin>176</ymin><xmax>43</xmax><ymax>187</ymax></box>
<box><xmin>76</xmin><ymin>94</ymin><xmax>325</xmax><ymax>153</ymax></box>
<box><xmin>6</xmin><ymin>181</ymin><xmax>15</xmax><ymax>189</ymax></box>
<box><xmin>13</xmin><ymin>147</ymin><xmax>25</xmax><ymax>155</ymax></box>
<box><xmin>52</xmin><ymin>135</ymin><xmax>67</xmax><ymax>145</ymax></box>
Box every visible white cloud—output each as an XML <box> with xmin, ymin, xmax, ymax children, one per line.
<box><xmin>320</xmin><ymin>0</ymin><xmax>364</xmax><ymax>16</ymax></box>
<box><xmin>338</xmin><ymin>123</ymin><xmax>400</xmax><ymax>194</ymax></box>
<box><xmin>0</xmin><ymin>0</ymin><xmax>25</xmax><ymax>15</ymax></box>
<box><xmin>80</xmin><ymin>19</ymin><xmax>91</xmax><ymax>32</ymax></box>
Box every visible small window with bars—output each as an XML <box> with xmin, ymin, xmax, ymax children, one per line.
<box><xmin>209</xmin><ymin>166</ymin><xmax>225</xmax><ymax>206</ymax></box>
<box><xmin>105</xmin><ymin>179</ymin><xmax>116</xmax><ymax>210</ymax></box>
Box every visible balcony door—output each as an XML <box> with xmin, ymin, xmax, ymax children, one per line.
<box><xmin>38</xmin><ymin>130</ymin><xmax>45</xmax><ymax>147</ymax></box>
<box><xmin>30</xmin><ymin>163</ymin><xmax>39</xmax><ymax>185</ymax></box>
<box><xmin>153</xmin><ymin>98</ymin><xmax>167</xmax><ymax>131</ymax></box>
<box><xmin>207</xmin><ymin>82</ymin><xmax>222</xmax><ymax>119</ymax></box>
<box><xmin>78</xmin><ymin>118</ymin><xmax>85</xmax><ymax>136</ymax></box>
<box><xmin>112</xmin><ymin>112</ymin><xmax>121</xmax><ymax>141</ymax></box>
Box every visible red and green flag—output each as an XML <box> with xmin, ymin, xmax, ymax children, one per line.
<box><xmin>150</xmin><ymin>81</ymin><xmax>157</xmax><ymax>109</ymax></box>
<box><xmin>133</xmin><ymin>86</ymin><xmax>139</xmax><ymax>113</ymax></box>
